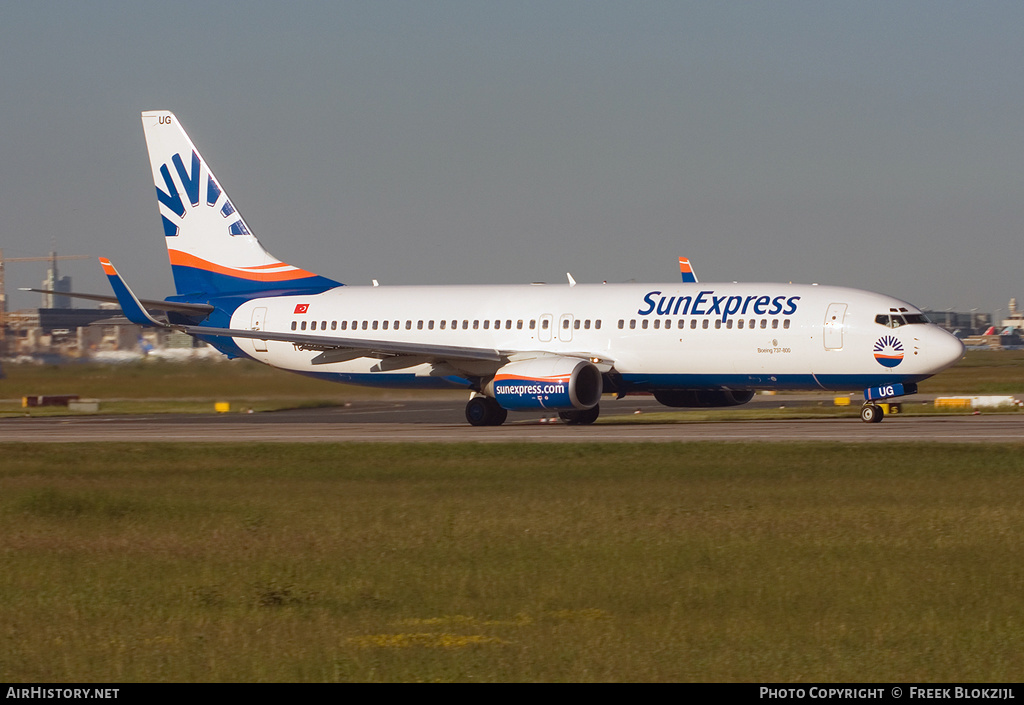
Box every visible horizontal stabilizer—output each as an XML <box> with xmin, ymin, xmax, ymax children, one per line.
<box><xmin>20</xmin><ymin>287</ymin><xmax>213</xmax><ymax>316</ymax></box>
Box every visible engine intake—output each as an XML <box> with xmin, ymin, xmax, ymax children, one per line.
<box><xmin>488</xmin><ymin>357</ymin><xmax>602</xmax><ymax>412</ymax></box>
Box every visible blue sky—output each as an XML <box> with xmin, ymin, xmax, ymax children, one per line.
<box><xmin>2</xmin><ymin>1</ymin><xmax>1022</xmax><ymax>317</ymax></box>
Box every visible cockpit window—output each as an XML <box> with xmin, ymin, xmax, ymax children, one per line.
<box><xmin>875</xmin><ymin>312</ymin><xmax>930</xmax><ymax>328</ymax></box>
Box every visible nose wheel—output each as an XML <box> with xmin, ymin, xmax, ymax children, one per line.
<box><xmin>860</xmin><ymin>403</ymin><xmax>885</xmax><ymax>423</ymax></box>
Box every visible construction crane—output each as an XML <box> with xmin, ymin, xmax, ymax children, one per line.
<box><xmin>0</xmin><ymin>249</ymin><xmax>92</xmax><ymax>354</ymax></box>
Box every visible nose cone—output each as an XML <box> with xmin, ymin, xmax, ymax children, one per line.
<box><xmin>928</xmin><ymin>326</ymin><xmax>965</xmax><ymax>373</ymax></box>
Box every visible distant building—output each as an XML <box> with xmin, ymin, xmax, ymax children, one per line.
<box><xmin>999</xmin><ymin>298</ymin><xmax>1024</xmax><ymax>332</ymax></box>
<box><xmin>922</xmin><ymin>310</ymin><xmax>991</xmax><ymax>336</ymax></box>
<box><xmin>4</xmin><ymin>304</ymin><xmax>206</xmax><ymax>359</ymax></box>
<box><xmin>41</xmin><ymin>265</ymin><xmax>72</xmax><ymax>309</ymax></box>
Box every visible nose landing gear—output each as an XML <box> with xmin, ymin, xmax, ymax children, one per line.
<box><xmin>860</xmin><ymin>403</ymin><xmax>884</xmax><ymax>423</ymax></box>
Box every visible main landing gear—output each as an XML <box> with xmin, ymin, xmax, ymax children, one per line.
<box><xmin>860</xmin><ymin>403</ymin><xmax>885</xmax><ymax>424</ymax></box>
<box><xmin>465</xmin><ymin>396</ymin><xmax>508</xmax><ymax>426</ymax></box>
<box><xmin>464</xmin><ymin>398</ymin><xmax>602</xmax><ymax>427</ymax></box>
<box><xmin>558</xmin><ymin>405</ymin><xmax>601</xmax><ymax>425</ymax></box>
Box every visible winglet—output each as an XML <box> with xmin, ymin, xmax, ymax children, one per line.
<box><xmin>679</xmin><ymin>257</ymin><xmax>698</xmax><ymax>283</ymax></box>
<box><xmin>99</xmin><ymin>257</ymin><xmax>168</xmax><ymax>328</ymax></box>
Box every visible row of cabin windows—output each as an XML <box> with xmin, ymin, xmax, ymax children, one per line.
<box><xmin>289</xmin><ymin>319</ymin><xmax>604</xmax><ymax>332</ymax></box>
<box><xmin>288</xmin><ymin>317</ymin><xmax>789</xmax><ymax>333</ymax></box>
<box><xmin>618</xmin><ymin>318</ymin><xmax>792</xmax><ymax>330</ymax></box>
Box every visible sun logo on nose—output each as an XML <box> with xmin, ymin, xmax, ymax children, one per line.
<box><xmin>873</xmin><ymin>335</ymin><xmax>905</xmax><ymax>368</ymax></box>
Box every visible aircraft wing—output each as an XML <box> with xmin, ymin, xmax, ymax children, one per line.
<box><xmin>183</xmin><ymin>324</ymin><xmax>506</xmax><ymax>363</ymax></box>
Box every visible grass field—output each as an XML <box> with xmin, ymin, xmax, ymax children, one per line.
<box><xmin>2</xmin><ymin>442</ymin><xmax>1023</xmax><ymax>682</ymax></box>
<box><xmin>0</xmin><ymin>357</ymin><xmax>463</xmax><ymax>416</ymax></box>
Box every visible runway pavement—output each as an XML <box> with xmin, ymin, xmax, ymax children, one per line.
<box><xmin>1</xmin><ymin>399</ymin><xmax>1022</xmax><ymax>443</ymax></box>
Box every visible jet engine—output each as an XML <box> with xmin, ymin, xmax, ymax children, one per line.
<box><xmin>488</xmin><ymin>357</ymin><xmax>602</xmax><ymax>411</ymax></box>
<box><xmin>653</xmin><ymin>389</ymin><xmax>755</xmax><ymax>408</ymax></box>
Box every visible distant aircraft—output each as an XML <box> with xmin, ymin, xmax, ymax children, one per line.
<box><xmin>56</xmin><ymin>111</ymin><xmax>969</xmax><ymax>425</ymax></box>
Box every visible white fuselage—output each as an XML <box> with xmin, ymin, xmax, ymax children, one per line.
<box><xmin>225</xmin><ymin>281</ymin><xmax>964</xmax><ymax>393</ymax></box>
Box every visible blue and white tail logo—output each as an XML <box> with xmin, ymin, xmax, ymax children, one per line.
<box><xmin>154</xmin><ymin>144</ymin><xmax>249</xmax><ymax>239</ymax></box>
<box><xmin>142</xmin><ymin>111</ymin><xmax>340</xmax><ymax>297</ymax></box>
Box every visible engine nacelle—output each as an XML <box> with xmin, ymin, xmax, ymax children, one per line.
<box><xmin>653</xmin><ymin>389</ymin><xmax>755</xmax><ymax>408</ymax></box>
<box><xmin>488</xmin><ymin>357</ymin><xmax>602</xmax><ymax>412</ymax></box>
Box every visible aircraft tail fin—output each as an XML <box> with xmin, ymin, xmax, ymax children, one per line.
<box><xmin>679</xmin><ymin>257</ymin><xmax>698</xmax><ymax>283</ymax></box>
<box><xmin>141</xmin><ymin>111</ymin><xmax>341</xmax><ymax>297</ymax></box>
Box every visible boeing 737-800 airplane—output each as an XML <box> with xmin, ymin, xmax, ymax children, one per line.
<box><xmin>50</xmin><ymin>111</ymin><xmax>968</xmax><ymax>425</ymax></box>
